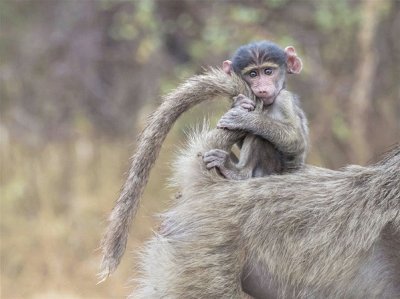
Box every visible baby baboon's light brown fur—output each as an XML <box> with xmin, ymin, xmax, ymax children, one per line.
<box><xmin>135</xmin><ymin>127</ymin><xmax>400</xmax><ymax>298</ymax></box>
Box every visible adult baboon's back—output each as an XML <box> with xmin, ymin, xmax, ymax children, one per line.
<box><xmin>135</xmin><ymin>127</ymin><xmax>400</xmax><ymax>298</ymax></box>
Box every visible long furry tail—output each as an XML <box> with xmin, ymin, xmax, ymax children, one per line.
<box><xmin>99</xmin><ymin>68</ymin><xmax>251</xmax><ymax>280</ymax></box>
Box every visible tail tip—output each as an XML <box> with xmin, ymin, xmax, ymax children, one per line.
<box><xmin>97</xmin><ymin>267</ymin><xmax>110</xmax><ymax>284</ymax></box>
<box><xmin>97</xmin><ymin>258</ymin><xmax>117</xmax><ymax>284</ymax></box>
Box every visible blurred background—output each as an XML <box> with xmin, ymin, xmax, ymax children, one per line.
<box><xmin>1</xmin><ymin>0</ymin><xmax>399</xmax><ymax>298</ymax></box>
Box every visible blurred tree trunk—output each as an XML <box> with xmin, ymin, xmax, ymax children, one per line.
<box><xmin>348</xmin><ymin>0</ymin><xmax>383</xmax><ymax>164</ymax></box>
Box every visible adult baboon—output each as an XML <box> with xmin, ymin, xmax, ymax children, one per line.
<box><xmin>134</xmin><ymin>127</ymin><xmax>400</xmax><ymax>298</ymax></box>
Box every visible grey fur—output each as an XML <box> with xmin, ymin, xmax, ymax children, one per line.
<box><xmin>204</xmin><ymin>90</ymin><xmax>308</xmax><ymax>179</ymax></box>
<box><xmin>134</xmin><ymin>126</ymin><xmax>399</xmax><ymax>298</ymax></box>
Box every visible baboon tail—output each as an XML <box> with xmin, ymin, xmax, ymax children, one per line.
<box><xmin>99</xmin><ymin>69</ymin><xmax>250</xmax><ymax>280</ymax></box>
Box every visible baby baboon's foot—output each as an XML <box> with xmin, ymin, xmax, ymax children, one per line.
<box><xmin>203</xmin><ymin>149</ymin><xmax>229</xmax><ymax>170</ymax></box>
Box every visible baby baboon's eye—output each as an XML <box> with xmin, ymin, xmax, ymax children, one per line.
<box><xmin>264</xmin><ymin>68</ymin><xmax>273</xmax><ymax>76</ymax></box>
<box><xmin>249</xmin><ymin>70</ymin><xmax>258</xmax><ymax>78</ymax></box>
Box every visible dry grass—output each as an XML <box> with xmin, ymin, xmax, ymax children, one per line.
<box><xmin>0</xmin><ymin>135</ymin><xmax>176</xmax><ymax>298</ymax></box>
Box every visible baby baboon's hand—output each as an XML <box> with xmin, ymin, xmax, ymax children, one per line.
<box><xmin>217</xmin><ymin>107</ymin><xmax>250</xmax><ymax>130</ymax></box>
<box><xmin>232</xmin><ymin>94</ymin><xmax>255</xmax><ymax>111</ymax></box>
<box><xmin>203</xmin><ymin>149</ymin><xmax>229</xmax><ymax>170</ymax></box>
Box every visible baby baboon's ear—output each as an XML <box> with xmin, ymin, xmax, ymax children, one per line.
<box><xmin>223</xmin><ymin>60</ymin><xmax>233</xmax><ymax>75</ymax></box>
<box><xmin>285</xmin><ymin>46</ymin><xmax>302</xmax><ymax>74</ymax></box>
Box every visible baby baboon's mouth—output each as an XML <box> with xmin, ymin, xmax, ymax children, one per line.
<box><xmin>260</xmin><ymin>97</ymin><xmax>275</xmax><ymax>106</ymax></box>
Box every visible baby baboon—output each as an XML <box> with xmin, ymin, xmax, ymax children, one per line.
<box><xmin>204</xmin><ymin>41</ymin><xmax>308</xmax><ymax>179</ymax></box>
<box><xmin>134</xmin><ymin>127</ymin><xmax>399</xmax><ymax>298</ymax></box>
<box><xmin>100</xmin><ymin>41</ymin><xmax>308</xmax><ymax>279</ymax></box>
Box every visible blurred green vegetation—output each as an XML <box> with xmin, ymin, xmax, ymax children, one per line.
<box><xmin>1</xmin><ymin>0</ymin><xmax>399</xmax><ymax>298</ymax></box>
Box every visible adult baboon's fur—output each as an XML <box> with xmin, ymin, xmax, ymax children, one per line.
<box><xmin>134</xmin><ymin>127</ymin><xmax>400</xmax><ymax>298</ymax></box>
